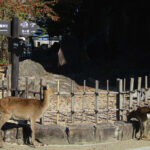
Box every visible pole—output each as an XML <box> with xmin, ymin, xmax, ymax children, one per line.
<box><xmin>11</xmin><ymin>16</ymin><xmax>19</xmax><ymax>96</ymax></box>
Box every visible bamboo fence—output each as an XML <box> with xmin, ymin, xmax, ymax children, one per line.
<box><xmin>0</xmin><ymin>74</ymin><xmax>150</xmax><ymax>125</ymax></box>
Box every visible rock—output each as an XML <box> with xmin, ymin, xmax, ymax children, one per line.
<box><xmin>95</xmin><ymin>123</ymin><xmax>116</xmax><ymax>142</ymax></box>
<box><xmin>2</xmin><ymin>123</ymin><xmax>24</xmax><ymax>144</ymax></box>
<box><xmin>114</xmin><ymin>121</ymin><xmax>134</xmax><ymax>140</ymax></box>
<box><xmin>35</xmin><ymin>124</ymin><xmax>68</xmax><ymax>144</ymax></box>
<box><xmin>8</xmin><ymin>59</ymin><xmax>46</xmax><ymax>77</ymax></box>
<box><xmin>66</xmin><ymin>124</ymin><xmax>95</xmax><ymax>144</ymax></box>
<box><xmin>7</xmin><ymin>59</ymin><xmax>78</xmax><ymax>93</ymax></box>
<box><xmin>1</xmin><ymin>122</ymin><xmax>136</xmax><ymax>145</ymax></box>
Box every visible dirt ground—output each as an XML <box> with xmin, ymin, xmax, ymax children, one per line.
<box><xmin>2</xmin><ymin>140</ymin><xmax>150</xmax><ymax>150</ymax></box>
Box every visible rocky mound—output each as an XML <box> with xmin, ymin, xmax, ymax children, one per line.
<box><xmin>7</xmin><ymin>59</ymin><xmax>77</xmax><ymax>92</ymax></box>
<box><xmin>19</xmin><ymin>59</ymin><xmax>47</xmax><ymax>77</ymax></box>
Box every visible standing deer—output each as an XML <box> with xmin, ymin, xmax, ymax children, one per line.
<box><xmin>0</xmin><ymin>85</ymin><xmax>53</xmax><ymax>147</ymax></box>
<box><xmin>127</xmin><ymin>106</ymin><xmax>150</xmax><ymax>140</ymax></box>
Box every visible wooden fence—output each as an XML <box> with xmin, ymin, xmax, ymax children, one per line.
<box><xmin>0</xmin><ymin>75</ymin><xmax>150</xmax><ymax>125</ymax></box>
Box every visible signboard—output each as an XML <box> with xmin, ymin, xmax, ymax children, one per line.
<box><xmin>0</xmin><ymin>19</ymin><xmax>39</xmax><ymax>37</ymax></box>
<box><xmin>0</xmin><ymin>20</ymin><xmax>11</xmax><ymax>36</ymax></box>
<box><xmin>19</xmin><ymin>21</ymin><xmax>39</xmax><ymax>37</ymax></box>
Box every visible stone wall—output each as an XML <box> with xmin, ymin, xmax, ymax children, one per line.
<box><xmin>2</xmin><ymin>121</ymin><xmax>142</xmax><ymax>145</ymax></box>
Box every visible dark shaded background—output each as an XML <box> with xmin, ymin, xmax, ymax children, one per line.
<box><xmin>31</xmin><ymin>1</ymin><xmax>150</xmax><ymax>86</ymax></box>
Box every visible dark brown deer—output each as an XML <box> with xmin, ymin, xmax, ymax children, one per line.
<box><xmin>127</xmin><ymin>106</ymin><xmax>150</xmax><ymax>140</ymax></box>
<box><xmin>0</xmin><ymin>85</ymin><xmax>53</xmax><ymax>148</ymax></box>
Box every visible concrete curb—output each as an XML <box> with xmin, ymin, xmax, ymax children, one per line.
<box><xmin>2</xmin><ymin>121</ymin><xmax>140</xmax><ymax>145</ymax></box>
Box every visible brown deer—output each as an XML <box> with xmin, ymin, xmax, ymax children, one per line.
<box><xmin>0</xmin><ymin>85</ymin><xmax>53</xmax><ymax>147</ymax></box>
<box><xmin>127</xmin><ymin>106</ymin><xmax>150</xmax><ymax>140</ymax></box>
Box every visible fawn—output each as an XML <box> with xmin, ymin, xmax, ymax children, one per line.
<box><xmin>0</xmin><ymin>85</ymin><xmax>53</xmax><ymax>147</ymax></box>
<box><xmin>127</xmin><ymin>106</ymin><xmax>150</xmax><ymax>140</ymax></box>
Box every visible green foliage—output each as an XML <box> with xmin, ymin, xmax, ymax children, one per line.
<box><xmin>0</xmin><ymin>60</ymin><xmax>9</xmax><ymax>65</ymax></box>
<box><xmin>0</xmin><ymin>0</ymin><xmax>58</xmax><ymax>21</ymax></box>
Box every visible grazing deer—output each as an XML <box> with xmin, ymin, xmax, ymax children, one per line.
<box><xmin>127</xmin><ymin>106</ymin><xmax>150</xmax><ymax>140</ymax></box>
<box><xmin>0</xmin><ymin>85</ymin><xmax>53</xmax><ymax>147</ymax></box>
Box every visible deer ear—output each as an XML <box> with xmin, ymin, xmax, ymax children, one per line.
<box><xmin>43</xmin><ymin>84</ymin><xmax>49</xmax><ymax>90</ymax></box>
<box><xmin>126</xmin><ymin>110</ymin><xmax>129</xmax><ymax>115</ymax></box>
<box><xmin>43</xmin><ymin>86</ymin><xmax>47</xmax><ymax>90</ymax></box>
<box><xmin>46</xmin><ymin>84</ymin><xmax>49</xmax><ymax>89</ymax></box>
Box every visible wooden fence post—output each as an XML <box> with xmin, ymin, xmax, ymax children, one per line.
<box><xmin>71</xmin><ymin>81</ymin><xmax>75</xmax><ymax>123</ymax></box>
<box><xmin>129</xmin><ymin>78</ymin><xmax>134</xmax><ymax>112</ymax></box>
<box><xmin>40</xmin><ymin>78</ymin><xmax>43</xmax><ymax>124</ymax></box>
<box><xmin>82</xmin><ymin>80</ymin><xmax>86</xmax><ymax>122</ymax></box>
<box><xmin>145</xmin><ymin>76</ymin><xmax>148</xmax><ymax>104</ymax></box>
<box><xmin>116</xmin><ymin>79</ymin><xmax>124</xmax><ymax>121</ymax></box>
<box><xmin>95</xmin><ymin>80</ymin><xmax>99</xmax><ymax>124</ymax></box>
<box><xmin>137</xmin><ymin>77</ymin><xmax>142</xmax><ymax>106</ymax></box>
<box><xmin>25</xmin><ymin>77</ymin><xmax>29</xmax><ymax>98</ymax></box>
<box><xmin>1</xmin><ymin>74</ymin><xmax>4</xmax><ymax>98</ymax></box>
<box><xmin>106</xmin><ymin>80</ymin><xmax>109</xmax><ymax>123</ymax></box>
<box><xmin>123</xmin><ymin>78</ymin><xmax>126</xmax><ymax>108</ymax></box>
<box><xmin>7</xmin><ymin>75</ymin><xmax>11</xmax><ymax>96</ymax></box>
<box><xmin>119</xmin><ymin>79</ymin><xmax>123</xmax><ymax>120</ymax></box>
<box><xmin>56</xmin><ymin>80</ymin><xmax>60</xmax><ymax>124</ymax></box>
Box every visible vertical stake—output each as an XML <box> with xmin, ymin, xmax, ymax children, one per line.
<box><xmin>116</xmin><ymin>79</ymin><xmax>123</xmax><ymax>121</ymax></box>
<box><xmin>2</xmin><ymin>74</ymin><xmax>4</xmax><ymax>98</ymax></box>
<box><xmin>71</xmin><ymin>81</ymin><xmax>75</xmax><ymax>123</ymax></box>
<box><xmin>82</xmin><ymin>80</ymin><xmax>86</xmax><ymax>122</ymax></box>
<box><xmin>95</xmin><ymin>80</ymin><xmax>99</xmax><ymax>124</ymax></box>
<box><xmin>137</xmin><ymin>77</ymin><xmax>142</xmax><ymax>106</ymax></box>
<box><xmin>7</xmin><ymin>75</ymin><xmax>11</xmax><ymax>96</ymax></box>
<box><xmin>25</xmin><ymin>77</ymin><xmax>28</xmax><ymax>98</ymax></box>
<box><xmin>106</xmin><ymin>80</ymin><xmax>109</xmax><ymax>123</ymax></box>
<box><xmin>145</xmin><ymin>76</ymin><xmax>148</xmax><ymax>104</ymax></box>
<box><xmin>40</xmin><ymin>78</ymin><xmax>43</xmax><ymax>124</ymax></box>
<box><xmin>129</xmin><ymin>78</ymin><xmax>134</xmax><ymax>112</ymax></box>
<box><xmin>56</xmin><ymin>80</ymin><xmax>60</xmax><ymax>124</ymax></box>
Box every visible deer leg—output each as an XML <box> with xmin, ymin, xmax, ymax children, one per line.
<box><xmin>138</xmin><ymin>121</ymin><xmax>144</xmax><ymax>140</ymax></box>
<box><xmin>0</xmin><ymin>113</ymin><xmax>11</xmax><ymax>147</ymax></box>
<box><xmin>143</xmin><ymin>121</ymin><xmax>148</xmax><ymax>138</ymax></box>
<box><xmin>30</xmin><ymin>119</ymin><xmax>36</xmax><ymax>147</ymax></box>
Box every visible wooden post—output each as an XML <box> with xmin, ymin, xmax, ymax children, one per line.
<box><xmin>116</xmin><ymin>79</ymin><xmax>123</xmax><ymax>121</ymax></box>
<box><xmin>40</xmin><ymin>78</ymin><xmax>43</xmax><ymax>124</ymax></box>
<box><xmin>32</xmin><ymin>77</ymin><xmax>35</xmax><ymax>98</ymax></box>
<box><xmin>7</xmin><ymin>75</ymin><xmax>11</xmax><ymax>96</ymax></box>
<box><xmin>11</xmin><ymin>17</ymin><xmax>19</xmax><ymax>96</ymax></box>
<box><xmin>82</xmin><ymin>80</ymin><xmax>86</xmax><ymax>122</ymax></box>
<box><xmin>106</xmin><ymin>80</ymin><xmax>109</xmax><ymax>123</ymax></box>
<box><xmin>2</xmin><ymin>74</ymin><xmax>4</xmax><ymax>98</ymax></box>
<box><xmin>145</xmin><ymin>76</ymin><xmax>148</xmax><ymax>104</ymax></box>
<box><xmin>137</xmin><ymin>77</ymin><xmax>142</xmax><ymax>106</ymax></box>
<box><xmin>95</xmin><ymin>80</ymin><xmax>99</xmax><ymax>124</ymax></box>
<box><xmin>71</xmin><ymin>81</ymin><xmax>75</xmax><ymax>123</ymax></box>
<box><xmin>56</xmin><ymin>80</ymin><xmax>60</xmax><ymax>124</ymax></box>
<box><xmin>25</xmin><ymin>77</ymin><xmax>29</xmax><ymax>98</ymax></box>
<box><xmin>119</xmin><ymin>79</ymin><xmax>123</xmax><ymax>120</ymax></box>
<box><xmin>129</xmin><ymin>78</ymin><xmax>134</xmax><ymax>112</ymax></box>
<box><xmin>123</xmin><ymin>78</ymin><xmax>126</xmax><ymax>107</ymax></box>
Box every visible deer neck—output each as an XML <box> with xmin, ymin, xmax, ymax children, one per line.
<box><xmin>41</xmin><ymin>90</ymin><xmax>50</xmax><ymax>108</ymax></box>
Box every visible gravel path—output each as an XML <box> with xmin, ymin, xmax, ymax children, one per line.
<box><xmin>3</xmin><ymin>140</ymin><xmax>150</xmax><ymax>150</ymax></box>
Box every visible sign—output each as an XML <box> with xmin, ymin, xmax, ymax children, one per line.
<box><xmin>19</xmin><ymin>21</ymin><xmax>39</xmax><ymax>37</ymax></box>
<box><xmin>0</xmin><ymin>19</ymin><xmax>39</xmax><ymax>37</ymax></box>
<box><xmin>0</xmin><ymin>20</ymin><xmax>11</xmax><ymax>36</ymax></box>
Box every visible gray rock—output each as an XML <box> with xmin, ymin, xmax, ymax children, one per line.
<box><xmin>66</xmin><ymin>124</ymin><xmax>95</xmax><ymax>144</ymax></box>
<box><xmin>95</xmin><ymin>123</ymin><xmax>116</xmax><ymax>142</ymax></box>
<box><xmin>114</xmin><ymin>121</ymin><xmax>134</xmax><ymax>140</ymax></box>
<box><xmin>35</xmin><ymin>124</ymin><xmax>68</xmax><ymax>145</ymax></box>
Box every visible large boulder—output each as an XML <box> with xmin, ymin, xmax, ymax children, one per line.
<box><xmin>95</xmin><ymin>123</ymin><xmax>116</xmax><ymax>142</ymax></box>
<box><xmin>66</xmin><ymin>124</ymin><xmax>95</xmax><ymax>144</ymax></box>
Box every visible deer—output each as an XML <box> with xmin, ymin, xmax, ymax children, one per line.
<box><xmin>0</xmin><ymin>85</ymin><xmax>53</xmax><ymax>148</ymax></box>
<box><xmin>127</xmin><ymin>106</ymin><xmax>150</xmax><ymax>140</ymax></box>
